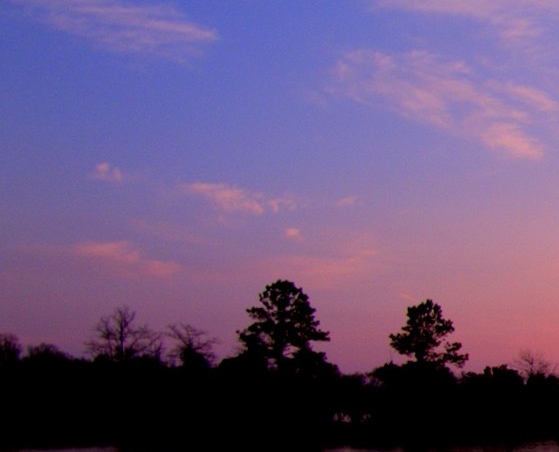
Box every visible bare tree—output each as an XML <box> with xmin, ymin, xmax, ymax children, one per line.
<box><xmin>166</xmin><ymin>323</ymin><xmax>217</xmax><ymax>369</ymax></box>
<box><xmin>85</xmin><ymin>306</ymin><xmax>162</xmax><ymax>362</ymax></box>
<box><xmin>511</xmin><ymin>349</ymin><xmax>555</xmax><ymax>380</ymax></box>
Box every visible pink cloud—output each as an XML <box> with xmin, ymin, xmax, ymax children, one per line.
<box><xmin>269</xmin><ymin>249</ymin><xmax>378</xmax><ymax>291</ymax></box>
<box><xmin>336</xmin><ymin>197</ymin><xmax>357</xmax><ymax>207</ymax></box>
<box><xmin>72</xmin><ymin>241</ymin><xmax>181</xmax><ymax>278</ymax></box>
<box><xmin>258</xmin><ymin>229</ymin><xmax>379</xmax><ymax>291</ymax></box>
<box><xmin>180</xmin><ymin>182</ymin><xmax>296</xmax><ymax>215</ymax></box>
<box><xmin>496</xmin><ymin>82</ymin><xmax>559</xmax><ymax>113</ymax></box>
<box><xmin>331</xmin><ymin>49</ymin><xmax>548</xmax><ymax>159</ymax></box>
<box><xmin>482</xmin><ymin>123</ymin><xmax>543</xmax><ymax>159</ymax></box>
<box><xmin>285</xmin><ymin>227</ymin><xmax>302</xmax><ymax>241</ymax></box>
<box><xmin>90</xmin><ymin>162</ymin><xmax>123</xmax><ymax>183</ymax></box>
<box><xmin>373</xmin><ymin>0</ymin><xmax>547</xmax><ymax>42</ymax></box>
<box><xmin>374</xmin><ymin>0</ymin><xmax>498</xmax><ymax>16</ymax></box>
<box><xmin>10</xmin><ymin>0</ymin><xmax>217</xmax><ymax>62</ymax></box>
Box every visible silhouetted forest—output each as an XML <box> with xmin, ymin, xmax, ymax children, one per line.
<box><xmin>2</xmin><ymin>280</ymin><xmax>559</xmax><ymax>452</ymax></box>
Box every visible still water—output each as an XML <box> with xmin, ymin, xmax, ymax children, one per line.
<box><xmin>325</xmin><ymin>441</ymin><xmax>559</xmax><ymax>452</ymax></box>
<box><xmin>13</xmin><ymin>442</ymin><xmax>559</xmax><ymax>452</ymax></box>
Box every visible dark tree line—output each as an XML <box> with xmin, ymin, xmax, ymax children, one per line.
<box><xmin>2</xmin><ymin>280</ymin><xmax>559</xmax><ymax>452</ymax></box>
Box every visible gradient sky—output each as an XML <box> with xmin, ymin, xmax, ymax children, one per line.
<box><xmin>4</xmin><ymin>0</ymin><xmax>559</xmax><ymax>375</ymax></box>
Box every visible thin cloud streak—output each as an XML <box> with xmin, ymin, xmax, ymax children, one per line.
<box><xmin>72</xmin><ymin>241</ymin><xmax>181</xmax><ymax>278</ymax></box>
<box><xmin>257</xmin><ymin>230</ymin><xmax>380</xmax><ymax>291</ymax></box>
<box><xmin>331</xmin><ymin>49</ymin><xmax>554</xmax><ymax>159</ymax></box>
<box><xmin>180</xmin><ymin>182</ymin><xmax>297</xmax><ymax>215</ymax></box>
<box><xmin>372</xmin><ymin>0</ymin><xmax>559</xmax><ymax>43</ymax></box>
<box><xmin>264</xmin><ymin>248</ymin><xmax>379</xmax><ymax>291</ymax></box>
<box><xmin>130</xmin><ymin>219</ymin><xmax>208</xmax><ymax>245</ymax></box>
<box><xmin>494</xmin><ymin>82</ymin><xmax>559</xmax><ymax>113</ymax></box>
<box><xmin>11</xmin><ymin>0</ymin><xmax>217</xmax><ymax>61</ymax></box>
<box><xmin>336</xmin><ymin>196</ymin><xmax>357</xmax><ymax>207</ymax></box>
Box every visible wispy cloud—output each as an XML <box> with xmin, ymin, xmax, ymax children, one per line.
<box><xmin>256</xmin><ymin>229</ymin><xmax>380</xmax><ymax>290</ymax></box>
<box><xmin>372</xmin><ymin>0</ymin><xmax>559</xmax><ymax>44</ymax></box>
<box><xmin>265</xmin><ymin>248</ymin><xmax>378</xmax><ymax>291</ymax></box>
<box><xmin>11</xmin><ymin>0</ymin><xmax>218</xmax><ymax>62</ymax></box>
<box><xmin>131</xmin><ymin>219</ymin><xmax>207</xmax><ymax>245</ymax></box>
<box><xmin>336</xmin><ymin>196</ymin><xmax>357</xmax><ymax>208</ymax></box>
<box><xmin>331</xmin><ymin>49</ymin><xmax>557</xmax><ymax>159</ymax></box>
<box><xmin>492</xmin><ymin>82</ymin><xmax>559</xmax><ymax>113</ymax></box>
<box><xmin>90</xmin><ymin>162</ymin><xmax>123</xmax><ymax>183</ymax></box>
<box><xmin>72</xmin><ymin>240</ymin><xmax>181</xmax><ymax>277</ymax></box>
<box><xmin>179</xmin><ymin>182</ymin><xmax>297</xmax><ymax>215</ymax></box>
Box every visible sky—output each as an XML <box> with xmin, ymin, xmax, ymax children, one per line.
<box><xmin>4</xmin><ymin>0</ymin><xmax>559</xmax><ymax>375</ymax></box>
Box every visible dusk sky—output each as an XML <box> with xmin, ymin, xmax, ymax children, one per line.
<box><xmin>5</xmin><ymin>0</ymin><xmax>559</xmax><ymax>375</ymax></box>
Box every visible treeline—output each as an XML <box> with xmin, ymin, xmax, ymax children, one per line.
<box><xmin>2</xmin><ymin>280</ymin><xmax>559</xmax><ymax>452</ymax></box>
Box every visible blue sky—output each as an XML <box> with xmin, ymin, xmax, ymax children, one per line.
<box><xmin>4</xmin><ymin>0</ymin><xmax>559</xmax><ymax>374</ymax></box>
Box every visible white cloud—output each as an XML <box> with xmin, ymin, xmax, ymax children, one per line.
<box><xmin>11</xmin><ymin>0</ymin><xmax>218</xmax><ymax>62</ymax></box>
<box><xmin>331</xmin><ymin>49</ymin><xmax>553</xmax><ymax>159</ymax></box>
<box><xmin>180</xmin><ymin>182</ymin><xmax>296</xmax><ymax>215</ymax></box>
<box><xmin>90</xmin><ymin>162</ymin><xmax>123</xmax><ymax>182</ymax></box>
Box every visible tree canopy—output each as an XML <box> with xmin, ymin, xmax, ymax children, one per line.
<box><xmin>237</xmin><ymin>279</ymin><xmax>331</xmax><ymax>374</ymax></box>
<box><xmin>0</xmin><ymin>333</ymin><xmax>21</xmax><ymax>369</ymax></box>
<box><xmin>389</xmin><ymin>299</ymin><xmax>468</xmax><ymax>369</ymax></box>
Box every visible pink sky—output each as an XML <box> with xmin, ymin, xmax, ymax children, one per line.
<box><xmin>4</xmin><ymin>0</ymin><xmax>559</xmax><ymax>375</ymax></box>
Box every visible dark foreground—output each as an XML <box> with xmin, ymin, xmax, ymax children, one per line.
<box><xmin>3</xmin><ymin>359</ymin><xmax>559</xmax><ymax>452</ymax></box>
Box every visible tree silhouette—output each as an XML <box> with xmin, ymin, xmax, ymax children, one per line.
<box><xmin>237</xmin><ymin>279</ymin><xmax>330</xmax><ymax>374</ymax></box>
<box><xmin>24</xmin><ymin>343</ymin><xmax>71</xmax><ymax>366</ymax></box>
<box><xmin>85</xmin><ymin>305</ymin><xmax>162</xmax><ymax>362</ymax></box>
<box><xmin>511</xmin><ymin>349</ymin><xmax>555</xmax><ymax>380</ymax></box>
<box><xmin>0</xmin><ymin>333</ymin><xmax>22</xmax><ymax>368</ymax></box>
<box><xmin>167</xmin><ymin>323</ymin><xmax>217</xmax><ymax>372</ymax></box>
<box><xmin>389</xmin><ymin>299</ymin><xmax>468</xmax><ymax>369</ymax></box>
